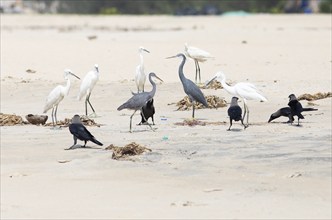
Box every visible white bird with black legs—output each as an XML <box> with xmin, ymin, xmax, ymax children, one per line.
<box><xmin>118</xmin><ymin>72</ymin><xmax>163</xmax><ymax>133</ymax></box>
<box><xmin>135</xmin><ymin>46</ymin><xmax>150</xmax><ymax>93</ymax></box>
<box><xmin>184</xmin><ymin>43</ymin><xmax>212</xmax><ymax>84</ymax></box>
<box><xmin>78</xmin><ymin>64</ymin><xmax>99</xmax><ymax>116</ymax></box>
<box><xmin>167</xmin><ymin>53</ymin><xmax>208</xmax><ymax>119</ymax></box>
<box><xmin>43</xmin><ymin>69</ymin><xmax>80</xmax><ymax>127</ymax></box>
<box><xmin>206</xmin><ymin>71</ymin><xmax>267</xmax><ymax>127</ymax></box>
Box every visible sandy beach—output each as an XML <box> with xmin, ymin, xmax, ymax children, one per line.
<box><xmin>1</xmin><ymin>14</ymin><xmax>331</xmax><ymax>219</ymax></box>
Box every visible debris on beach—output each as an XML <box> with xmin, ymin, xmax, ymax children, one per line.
<box><xmin>25</xmin><ymin>114</ymin><xmax>48</xmax><ymax>125</ymax></box>
<box><xmin>105</xmin><ymin>142</ymin><xmax>152</xmax><ymax>160</ymax></box>
<box><xmin>174</xmin><ymin>119</ymin><xmax>226</xmax><ymax>127</ymax></box>
<box><xmin>173</xmin><ymin>95</ymin><xmax>227</xmax><ymax>111</ymax></box>
<box><xmin>200</xmin><ymin>80</ymin><xmax>222</xmax><ymax>90</ymax></box>
<box><xmin>298</xmin><ymin>92</ymin><xmax>331</xmax><ymax>101</ymax></box>
<box><xmin>0</xmin><ymin>113</ymin><xmax>26</xmax><ymax>126</ymax></box>
<box><xmin>44</xmin><ymin>115</ymin><xmax>101</xmax><ymax>127</ymax></box>
<box><xmin>87</xmin><ymin>35</ymin><xmax>97</xmax><ymax>40</ymax></box>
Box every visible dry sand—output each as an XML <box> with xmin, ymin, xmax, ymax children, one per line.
<box><xmin>1</xmin><ymin>14</ymin><xmax>331</xmax><ymax>219</ymax></box>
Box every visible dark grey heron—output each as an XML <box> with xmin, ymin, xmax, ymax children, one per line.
<box><xmin>227</xmin><ymin>97</ymin><xmax>247</xmax><ymax>130</ymax></box>
<box><xmin>117</xmin><ymin>72</ymin><xmax>163</xmax><ymax>132</ymax></box>
<box><xmin>166</xmin><ymin>53</ymin><xmax>208</xmax><ymax>119</ymax></box>
<box><xmin>78</xmin><ymin>64</ymin><xmax>100</xmax><ymax>116</ymax></box>
<box><xmin>67</xmin><ymin>115</ymin><xmax>103</xmax><ymax>150</ymax></box>
<box><xmin>43</xmin><ymin>69</ymin><xmax>80</xmax><ymax>127</ymax></box>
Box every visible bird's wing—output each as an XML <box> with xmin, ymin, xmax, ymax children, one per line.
<box><xmin>69</xmin><ymin>123</ymin><xmax>93</xmax><ymax>141</ymax></box>
<box><xmin>185</xmin><ymin>80</ymin><xmax>208</xmax><ymax>106</ymax></box>
<box><xmin>235</xmin><ymin>82</ymin><xmax>267</xmax><ymax>101</ymax></box>
<box><xmin>78</xmin><ymin>71</ymin><xmax>98</xmax><ymax>100</ymax></box>
<box><xmin>43</xmin><ymin>86</ymin><xmax>64</xmax><ymax>113</ymax></box>
<box><xmin>118</xmin><ymin>93</ymin><xmax>149</xmax><ymax>110</ymax></box>
<box><xmin>187</xmin><ymin>46</ymin><xmax>212</xmax><ymax>59</ymax></box>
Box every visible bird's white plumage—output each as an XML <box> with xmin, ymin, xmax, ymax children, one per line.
<box><xmin>43</xmin><ymin>69</ymin><xmax>74</xmax><ymax>113</ymax></box>
<box><xmin>135</xmin><ymin>46</ymin><xmax>149</xmax><ymax>93</ymax></box>
<box><xmin>78</xmin><ymin>64</ymin><xmax>99</xmax><ymax>101</ymax></box>
<box><xmin>184</xmin><ymin>43</ymin><xmax>212</xmax><ymax>62</ymax></box>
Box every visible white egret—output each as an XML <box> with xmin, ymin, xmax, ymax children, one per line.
<box><xmin>43</xmin><ymin>69</ymin><xmax>80</xmax><ymax>127</ymax></box>
<box><xmin>206</xmin><ymin>71</ymin><xmax>267</xmax><ymax>126</ymax></box>
<box><xmin>78</xmin><ymin>64</ymin><xmax>100</xmax><ymax>116</ymax></box>
<box><xmin>184</xmin><ymin>43</ymin><xmax>213</xmax><ymax>84</ymax></box>
<box><xmin>135</xmin><ymin>46</ymin><xmax>150</xmax><ymax>93</ymax></box>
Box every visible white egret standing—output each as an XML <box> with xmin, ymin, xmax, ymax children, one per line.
<box><xmin>135</xmin><ymin>46</ymin><xmax>150</xmax><ymax>93</ymax></box>
<box><xmin>184</xmin><ymin>43</ymin><xmax>212</xmax><ymax>84</ymax></box>
<box><xmin>43</xmin><ymin>69</ymin><xmax>80</xmax><ymax>127</ymax></box>
<box><xmin>78</xmin><ymin>64</ymin><xmax>100</xmax><ymax>116</ymax></box>
<box><xmin>206</xmin><ymin>71</ymin><xmax>267</xmax><ymax>126</ymax></box>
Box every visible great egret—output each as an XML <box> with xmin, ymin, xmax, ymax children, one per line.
<box><xmin>135</xmin><ymin>46</ymin><xmax>150</xmax><ymax>93</ymax></box>
<box><xmin>117</xmin><ymin>72</ymin><xmax>163</xmax><ymax>132</ymax></box>
<box><xmin>78</xmin><ymin>64</ymin><xmax>99</xmax><ymax>116</ymax></box>
<box><xmin>166</xmin><ymin>53</ymin><xmax>208</xmax><ymax>119</ymax></box>
<box><xmin>43</xmin><ymin>69</ymin><xmax>80</xmax><ymax>127</ymax></box>
<box><xmin>184</xmin><ymin>43</ymin><xmax>212</xmax><ymax>84</ymax></box>
<box><xmin>206</xmin><ymin>71</ymin><xmax>267</xmax><ymax>126</ymax></box>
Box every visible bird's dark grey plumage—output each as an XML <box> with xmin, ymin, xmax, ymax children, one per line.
<box><xmin>117</xmin><ymin>72</ymin><xmax>163</xmax><ymax>132</ymax></box>
<box><xmin>269</xmin><ymin>106</ymin><xmax>318</xmax><ymax>123</ymax></box>
<box><xmin>167</xmin><ymin>53</ymin><xmax>208</xmax><ymax>119</ymax></box>
<box><xmin>288</xmin><ymin>94</ymin><xmax>317</xmax><ymax>126</ymax></box>
<box><xmin>227</xmin><ymin>97</ymin><xmax>247</xmax><ymax>130</ymax></box>
<box><xmin>67</xmin><ymin>114</ymin><xmax>103</xmax><ymax>149</ymax></box>
<box><xmin>139</xmin><ymin>98</ymin><xmax>155</xmax><ymax>125</ymax></box>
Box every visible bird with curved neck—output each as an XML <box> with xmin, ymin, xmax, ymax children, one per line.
<box><xmin>135</xmin><ymin>46</ymin><xmax>150</xmax><ymax>93</ymax></box>
<box><xmin>206</xmin><ymin>71</ymin><xmax>267</xmax><ymax>126</ymax></box>
<box><xmin>43</xmin><ymin>69</ymin><xmax>80</xmax><ymax>128</ymax></box>
<box><xmin>167</xmin><ymin>53</ymin><xmax>208</xmax><ymax>119</ymax></box>
<box><xmin>118</xmin><ymin>72</ymin><xmax>163</xmax><ymax>132</ymax></box>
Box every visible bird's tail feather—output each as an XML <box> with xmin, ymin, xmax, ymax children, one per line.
<box><xmin>91</xmin><ymin>137</ymin><xmax>103</xmax><ymax>146</ymax></box>
<box><xmin>302</xmin><ymin>108</ymin><xmax>318</xmax><ymax>111</ymax></box>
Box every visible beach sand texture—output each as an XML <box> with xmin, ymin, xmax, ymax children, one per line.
<box><xmin>1</xmin><ymin>14</ymin><xmax>331</xmax><ymax>219</ymax></box>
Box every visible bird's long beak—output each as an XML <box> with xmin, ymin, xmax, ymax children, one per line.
<box><xmin>166</xmin><ymin>55</ymin><xmax>177</xmax><ymax>59</ymax></box>
<box><xmin>205</xmin><ymin>76</ymin><xmax>217</xmax><ymax>87</ymax></box>
<box><xmin>70</xmin><ymin>72</ymin><xmax>80</xmax><ymax>80</ymax></box>
<box><xmin>155</xmin><ymin>75</ymin><xmax>164</xmax><ymax>83</ymax></box>
<box><xmin>144</xmin><ymin>49</ymin><xmax>150</xmax><ymax>53</ymax></box>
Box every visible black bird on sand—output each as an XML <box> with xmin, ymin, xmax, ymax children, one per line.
<box><xmin>227</xmin><ymin>97</ymin><xmax>247</xmax><ymax>130</ymax></box>
<box><xmin>67</xmin><ymin>114</ymin><xmax>103</xmax><ymax>149</ymax></box>
<box><xmin>138</xmin><ymin>98</ymin><xmax>155</xmax><ymax>125</ymax></box>
<box><xmin>288</xmin><ymin>94</ymin><xmax>318</xmax><ymax>126</ymax></box>
<box><xmin>268</xmin><ymin>106</ymin><xmax>317</xmax><ymax>123</ymax></box>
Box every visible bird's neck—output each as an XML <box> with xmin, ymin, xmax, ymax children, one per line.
<box><xmin>178</xmin><ymin>55</ymin><xmax>187</xmax><ymax>82</ymax></box>
<box><xmin>64</xmin><ymin>78</ymin><xmax>71</xmax><ymax>95</ymax></box>
<box><xmin>148</xmin><ymin>75</ymin><xmax>157</xmax><ymax>98</ymax></box>
<box><xmin>221</xmin><ymin>78</ymin><xmax>235</xmax><ymax>95</ymax></box>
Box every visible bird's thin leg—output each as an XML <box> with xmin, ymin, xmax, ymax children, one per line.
<box><xmin>66</xmin><ymin>136</ymin><xmax>77</xmax><ymax>150</ymax></box>
<box><xmin>54</xmin><ymin>105</ymin><xmax>59</xmax><ymax>126</ymax></box>
<box><xmin>241</xmin><ymin>118</ymin><xmax>247</xmax><ymax>129</ymax></box>
<box><xmin>192</xmin><ymin>101</ymin><xmax>195</xmax><ymax>119</ymax></box>
<box><xmin>242</xmin><ymin>103</ymin><xmax>247</xmax><ymax>121</ymax></box>
<box><xmin>246</xmin><ymin>106</ymin><xmax>250</xmax><ymax>126</ymax></box>
<box><xmin>83</xmin><ymin>141</ymin><xmax>87</xmax><ymax>147</ymax></box>
<box><xmin>141</xmin><ymin>109</ymin><xmax>155</xmax><ymax>131</ymax></box>
<box><xmin>227</xmin><ymin>119</ymin><xmax>232</xmax><ymax>131</ymax></box>
<box><xmin>152</xmin><ymin>116</ymin><xmax>155</xmax><ymax>125</ymax></box>
<box><xmin>297</xmin><ymin>118</ymin><xmax>300</xmax><ymax>126</ymax></box>
<box><xmin>87</xmin><ymin>93</ymin><xmax>96</xmax><ymax>114</ymax></box>
<box><xmin>85</xmin><ymin>96</ymin><xmax>88</xmax><ymax>116</ymax></box>
<box><xmin>51</xmin><ymin>107</ymin><xmax>55</xmax><ymax>127</ymax></box>
<box><xmin>194</xmin><ymin>60</ymin><xmax>198</xmax><ymax>83</ymax></box>
<box><xmin>129</xmin><ymin>110</ymin><xmax>137</xmax><ymax>132</ymax></box>
<box><xmin>196</xmin><ymin>60</ymin><xmax>201</xmax><ymax>84</ymax></box>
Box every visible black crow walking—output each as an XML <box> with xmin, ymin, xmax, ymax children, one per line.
<box><xmin>227</xmin><ymin>97</ymin><xmax>247</xmax><ymax>130</ymax></box>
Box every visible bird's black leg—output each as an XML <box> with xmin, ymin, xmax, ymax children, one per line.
<box><xmin>196</xmin><ymin>60</ymin><xmax>201</xmax><ymax>84</ymax></box>
<box><xmin>194</xmin><ymin>60</ymin><xmax>198</xmax><ymax>83</ymax></box>
<box><xmin>129</xmin><ymin>110</ymin><xmax>137</xmax><ymax>132</ymax></box>
<box><xmin>83</xmin><ymin>141</ymin><xmax>87</xmax><ymax>147</ymax></box>
<box><xmin>66</xmin><ymin>136</ymin><xmax>77</xmax><ymax>150</ymax></box>
<box><xmin>87</xmin><ymin>93</ymin><xmax>96</xmax><ymax>114</ymax></box>
<box><xmin>227</xmin><ymin>119</ymin><xmax>232</xmax><ymax>131</ymax></box>
<box><xmin>152</xmin><ymin>116</ymin><xmax>155</xmax><ymax>125</ymax></box>
<box><xmin>297</xmin><ymin>117</ymin><xmax>300</xmax><ymax>126</ymax></box>
<box><xmin>242</xmin><ymin>103</ymin><xmax>247</xmax><ymax>122</ymax></box>
<box><xmin>241</xmin><ymin>118</ymin><xmax>247</xmax><ymax>129</ymax></box>
<box><xmin>246</xmin><ymin>106</ymin><xmax>250</xmax><ymax>126</ymax></box>
<box><xmin>85</xmin><ymin>96</ymin><xmax>88</xmax><ymax>116</ymax></box>
<box><xmin>192</xmin><ymin>101</ymin><xmax>195</xmax><ymax>119</ymax></box>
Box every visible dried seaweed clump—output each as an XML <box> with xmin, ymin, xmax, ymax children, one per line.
<box><xmin>298</xmin><ymin>92</ymin><xmax>332</xmax><ymax>101</ymax></box>
<box><xmin>105</xmin><ymin>142</ymin><xmax>152</xmax><ymax>160</ymax></box>
<box><xmin>175</xmin><ymin>95</ymin><xmax>227</xmax><ymax>111</ymax></box>
<box><xmin>0</xmin><ymin>113</ymin><xmax>25</xmax><ymax>126</ymax></box>
<box><xmin>200</xmin><ymin>80</ymin><xmax>222</xmax><ymax>90</ymax></box>
<box><xmin>174</xmin><ymin>119</ymin><xmax>226</xmax><ymax>127</ymax></box>
<box><xmin>44</xmin><ymin>115</ymin><xmax>101</xmax><ymax>127</ymax></box>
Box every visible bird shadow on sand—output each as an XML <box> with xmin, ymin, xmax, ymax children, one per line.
<box><xmin>64</xmin><ymin>145</ymin><xmax>103</xmax><ymax>150</ymax></box>
<box><xmin>227</xmin><ymin>128</ymin><xmax>244</xmax><ymax>132</ymax></box>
